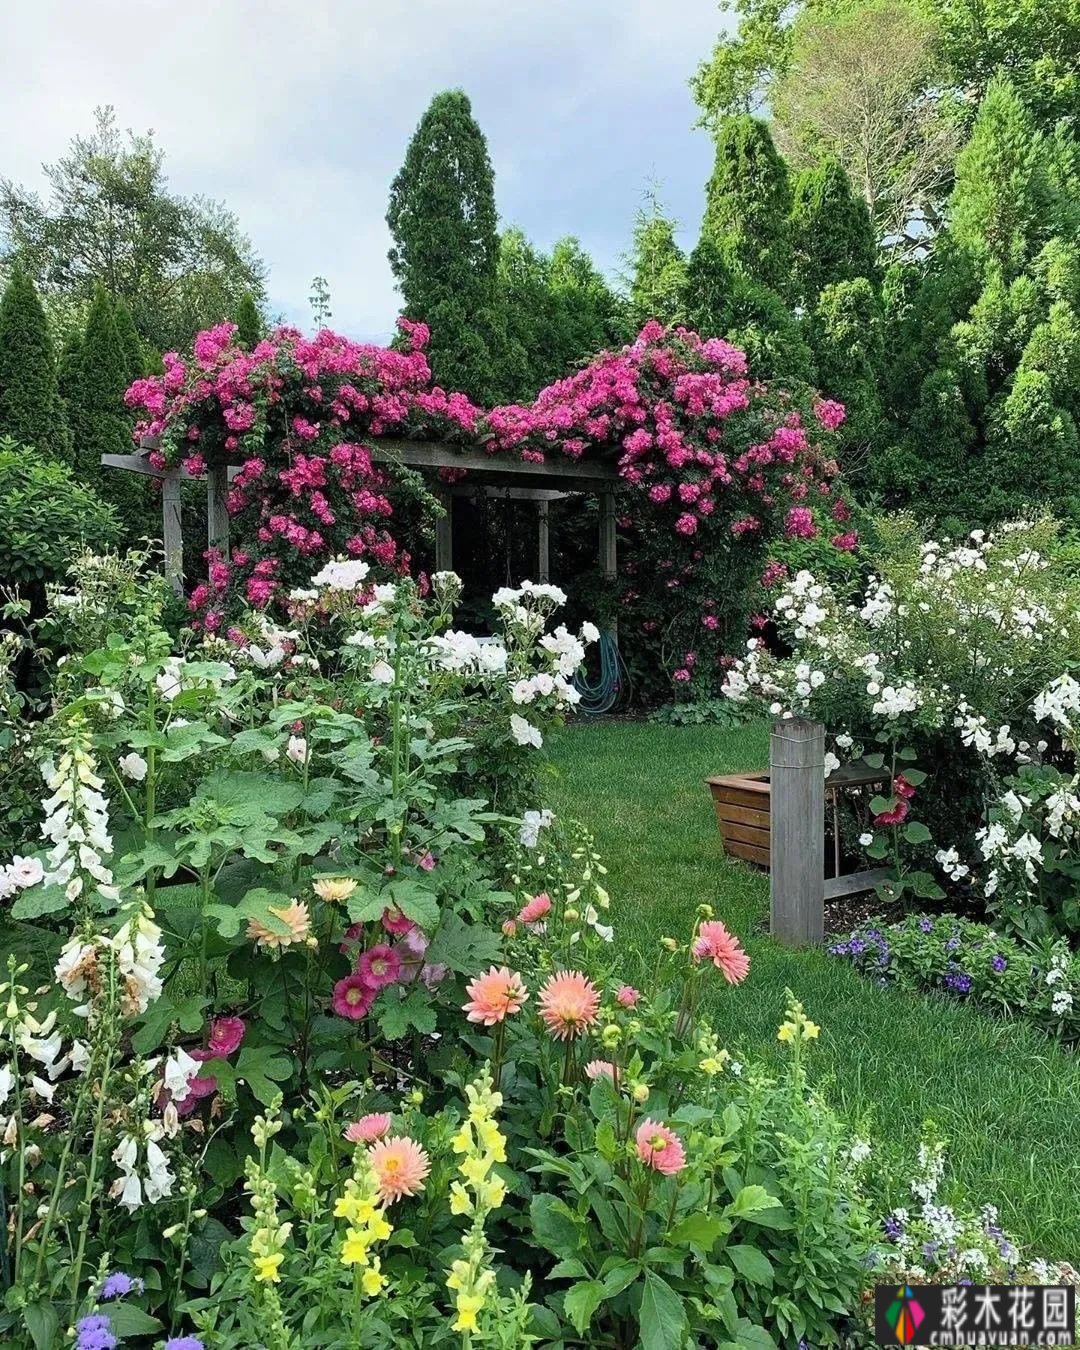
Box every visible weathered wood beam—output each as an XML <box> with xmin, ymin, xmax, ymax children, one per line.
<box><xmin>537</xmin><ymin>501</ymin><xmax>550</xmax><ymax>582</ymax></box>
<box><xmin>448</xmin><ymin>485</ymin><xmax>569</xmax><ymax>503</ymax></box>
<box><xmin>370</xmin><ymin>438</ymin><xmax>620</xmax><ymax>488</ymax></box>
<box><xmin>434</xmin><ymin>491</ymin><xmax>453</xmax><ymax>572</ymax></box>
<box><xmin>822</xmin><ymin>867</ymin><xmax>893</xmax><ymax>901</ymax></box>
<box><xmin>770</xmin><ymin>718</ymin><xmax>825</xmax><ymax>946</ymax></box>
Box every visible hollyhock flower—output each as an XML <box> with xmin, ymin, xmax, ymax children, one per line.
<box><xmin>635</xmin><ymin>1119</ymin><xmax>686</xmax><ymax>1175</ymax></box>
<box><xmin>462</xmin><ymin>967</ymin><xmax>528</xmax><ymax>1025</ymax></box>
<box><xmin>345</xmin><ymin>1112</ymin><xmax>392</xmax><ymax>1143</ymax></box>
<box><xmin>358</xmin><ymin>944</ymin><xmax>401</xmax><ymax>988</ymax></box>
<box><xmin>381</xmin><ymin>906</ymin><xmax>414</xmax><ymax>935</ymax></box>
<box><xmin>368</xmin><ymin>1135</ymin><xmax>430</xmax><ymax>1203</ymax></box>
<box><xmin>313</xmin><ymin>876</ymin><xmax>358</xmax><ymax>902</ymax></box>
<box><xmin>874</xmin><ymin>800</ymin><xmax>910</xmax><ymax>826</ymax></box>
<box><xmin>285</xmin><ymin>735</ymin><xmax>308</xmax><ymax>766</ymax></box>
<box><xmin>517</xmin><ymin>892</ymin><xmax>552</xmax><ymax>925</ymax></box>
<box><xmin>615</xmin><ymin>985</ymin><xmax>640</xmax><ymax>1008</ymax></box>
<box><xmin>246</xmin><ymin>900</ymin><xmax>311</xmax><ymax>950</ymax></box>
<box><xmin>416</xmin><ymin>850</ymin><xmax>436</xmax><ymax>871</ymax></box>
<box><xmin>175</xmin><ymin>1072</ymin><xmax>218</xmax><ymax>1117</ymax></box>
<box><xmin>584</xmin><ymin>1060</ymin><xmax>618</xmax><ymax>1083</ymax></box>
<box><xmin>118</xmin><ymin>753</ymin><xmax>148</xmax><ymax>782</ymax></box>
<box><xmin>537</xmin><ymin>970</ymin><xmax>601</xmax><ymax>1040</ymax></box>
<box><xmin>894</xmin><ymin>774</ymin><xmax>916</xmax><ymax>800</ymax></box>
<box><xmin>206</xmin><ymin>1016</ymin><xmax>246</xmax><ymax>1058</ymax></box>
<box><xmin>692</xmin><ymin>921</ymin><xmax>750</xmax><ymax>984</ymax></box>
<box><xmin>333</xmin><ymin>975</ymin><xmax>376</xmax><ymax>1020</ymax></box>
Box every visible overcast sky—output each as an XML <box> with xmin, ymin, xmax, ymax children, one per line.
<box><xmin>2</xmin><ymin>0</ymin><xmax>726</xmax><ymax>342</ymax></box>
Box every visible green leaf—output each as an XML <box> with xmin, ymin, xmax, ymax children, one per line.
<box><xmin>727</xmin><ymin>1244</ymin><xmax>774</xmax><ymax>1286</ymax></box>
<box><xmin>234</xmin><ymin>1045</ymin><xmax>292</xmax><ymax>1106</ymax></box>
<box><xmin>564</xmin><ymin>1280</ymin><xmax>605</xmax><ymax>1335</ymax></box>
<box><xmin>549</xmin><ymin>1259</ymin><xmax>590</xmax><ymax>1279</ymax></box>
<box><xmin>897</xmin><ymin>746</ymin><xmax>919</xmax><ymax>762</ymax></box>
<box><xmin>903</xmin><ymin>821</ymin><xmax>932</xmax><ymax>844</ymax></box>
<box><xmin>132</xmin><ymin>992</ymin><xmax>209</xmax><ymax>1056</ymax></box>
<box><xmin>377</xmin><ymin>988</ymin><xmax>437</xmax><ymax>1041</ymax></box>
<box><xmin>425</xmin><ymin>909</ymin><xmax>503</xmax><ymax>974</ymax></box>
<box><xmin>909</xmin><ymin>870</ymin><xmax>946</xmax><ymax>900</ymax></box>
<box><xmin>727</xmin><ymin>1184</ymin><xmax>780</xmax><ymax>1218</ymax></box>
<box><xmin>732</xmin><ymin>1318</ymin><xmax>777</xmax><ymax>1350</ymax></box>
<box><xmin>102</xmin><ymin>1304</ymin><xmax>164</xmax><ymax>1336</ymax></box>
<box><xmin>638</xmin><ymin>1270</ymin><xmax>688</xmax><ymax>1350</ymax></box>
<box><xmin>530</xmin><ymin>1193</ymin><xmax>584</xmax><ymax>1259</ymax></box>
<box><xmin>11</xmin><ymin>883</ymin><xmax>68</xmax><ymax>920</ymax></box>
<box><xmin>865</xmin><ymin>836</ymin><xmax>889</xmax><ymax>860</ymax></box>
<box><xmin>207</xmin><ymin>888</ymin><xmax>295</xmax><ymax>940</ymax></box>
<box><xmin>387</xmin><ymin>879</ymin><xmax>440</xmax><ymax>930</ymax></box>
<box><xmin>669</xmin><ymin>1212</ymin><xmax>727</xmax><ymax>1250</ymax></box>
<box><xmin>899</xmin><ymin>767</ymin><xmax>927</xmax><ymax>785</ymax></box>
<box><xmin>861</xmin><ymin>752</ymin><xmax>886</xmax><ymax>769</ymax></box>
<box><xmin>869</xmin><ymin>795</ymin><xmax>892</xmax><ymax>815</ymax></box>
<box><xmin>22</xmin><ymin>1301</ymin><xmax>59</xmax><ymax>1350</ymax></box>
<box><xmin>601</xmin><ymin>1260</ymin><xmax>641</xmax><ymax>1297</ymax></box>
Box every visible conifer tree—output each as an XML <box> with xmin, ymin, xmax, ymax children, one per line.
<box><xmin>234</xmin><ymin>291</ymin><xmax>263</xmax><ymax>348</ymax></box>
<box><xmin>790</xmin><ymin>158</ymin><xmax>879</xmax><ymax>305</ymax></box>
<box><xmin>702</xmin><ymin>114</ymin><xmax>793</xmax><ymax>295</ymax></box>
<box><xmin>627</xmin><ymin>201</ymin><xmax>688</xmax><ymax>327</ymax></box>
<box><xmin>112</xmin><ymin>296</ymin><xmax>147</xmax><ymax>386</ymax></box>
<box><xmin>0</xmin><ymin>265</ymin><xmax>63</xmax><ymax>456</ymax></box>
<box><xmin>71</xmin><ymin>288</ymin><xmax>132</xmax><ymax>487</ymax></box>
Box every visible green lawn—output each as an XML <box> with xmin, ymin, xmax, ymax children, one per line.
<box><xmin>548</xmin><ymin>719</ymin><xmax>1080</xmax><ymax>1258</ymax></box>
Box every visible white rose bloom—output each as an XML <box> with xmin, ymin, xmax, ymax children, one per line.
<box><xmin>510</xmin><ymin>714</ymin><xmax>543</xmax><ymax>749</ymax></box>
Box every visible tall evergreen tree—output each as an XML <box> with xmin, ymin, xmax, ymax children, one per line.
<box><xmin>626</xmin><ymin>201</ymin><xmax>688</xmax><ymax>327</ymax></box>
<box><xmin>234</xmin><ymin>291</ymin><xmax>263</xmax><ymax>349</ymax></box>
<box><xmin>71</xmin><ymin>288</ymin><xmax>133</xmax><ymax>491</ymax></box>
<box><xmin>790</xmin><ymin>158</ymin><xmax>879</xmax><ymax>305</ymax></box>
<box><xmin>0</xmin><ymin>265</ymin><xmax>63</xmax><ymax>457</ymax></box>
<box><xmin>809</xmin><ymin>278</ymin><xmax>885</xmax><ymax>461</ymax></box>
<box><xmin>702</xmin><ymin>115</ymin><xmax>793</xmax><ymax>295</ymax></box>
<box><xmin>386</xmin><ymin>90</ymin><xmax>499</xmax><ymax>398</ymax></box>
<box><xmin>112</xmin><ymin>296</ymin><xmax>146</xmax><ymax>387</ymax></box>
<box><xmin>950</xmin><ymin>76</ymin><xmax>1058</xmax><ymax>281</ymax></box>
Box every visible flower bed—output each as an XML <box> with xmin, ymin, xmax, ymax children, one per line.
<box><xmin>830</xmin><ymin>913</ymin><xmax>1080</xmax><ymax>1039</ymax></box>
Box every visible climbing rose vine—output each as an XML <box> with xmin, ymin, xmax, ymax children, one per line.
<box><xmin>126</xmin><ymin>318</ymin><xmax>847</xmax><ymax>685</ymax></box>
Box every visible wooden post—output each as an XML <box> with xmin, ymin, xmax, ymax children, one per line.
<box><xmin>769</xmin><ymin>718</ymin><xmax>825</xmax><ymax>946</ymax></box>
<box><xmin>207</xmin><ymin>463</ymin><xmax>230</xmax><ymax>559</ymax></box>
<box><xmin>435</xmin><ymin>491</ymin><xmax>453</xmax><ymax>572</ymax></box>
<box><xmin>162</xmin><ymin>476</ymin><xmax>184</xmax><ymax>595</ymax></box>
<box><xmin>537</xmin><ymin>501</ymin><xmax>550</xmax><ymax>582</ymax></box>
<box><xmin>599</xmin><ymin>491</ymin><xmax>616</xmax><ymax>579</ymax></box>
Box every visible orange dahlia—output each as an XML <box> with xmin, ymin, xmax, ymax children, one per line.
<box><xmin>462</xmin><ymin>966</ymin><xmax>528</xmax><ymax>1026</ymax></box>
<box><xmin>367</xmin><ymin>1135</ymin><xmax>430</xmax><ymax>1203</ymax></box>
<box><xmin>537</xmin><ymin>970</ymin><xmax>600</xmax><ymax>1041</ymax></box>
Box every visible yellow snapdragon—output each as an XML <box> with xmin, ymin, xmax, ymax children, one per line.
<box><xmin>776</xmin><ymin>995</ymin><xmax>821</xmax><ymax>1044</ymax></box>
<box><xmin>335</xmin><ymin>1152</ymin><xmax>393</xmax><ymax>1294</ymax></box>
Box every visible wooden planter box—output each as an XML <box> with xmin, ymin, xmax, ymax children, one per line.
<box><xmin>707</xmin><ymin>761</ymin><xmax>888</xmax><ymax>870</ymax></box>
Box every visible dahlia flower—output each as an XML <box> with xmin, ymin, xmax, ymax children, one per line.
<box><xmin>246</xmin><ymin>900</ymin><xmax>311</xmax><ymax>950</ymax></box>
<box><xmin>517</xmin><ymin>892</ymin><xmax>552</xmax><ymax>925</ymax></box>
<box><xmin>691</xmin><ymin>920</ymin><xmax>750</xmax><ymax>984</ymax></box>
<box><xmin>537</xmin><ymin>970</ymin><xmax>600</xmax><ymax>1040</ymax></box>
<box><xmin>635</xmin><ymin>1119</ymin><xmax>686</xmax><ymax>1175</ymax></box>
<box><xmin>462</xmin><ymin>967</ymin><xmax>528</xmax><ymax>1026</ymax></box>
<box><xmin>312</xmin><ymin>876</ymin><xmax>358</xmax><ymax>902</ymax></box>
<box><xmin>345</xmin><ymin>1112</ymin><xmax>392</xmax><ymax>1143</ymax></box>
<box><xmin>368</xmin><ymin>1135</ymin><xmax>430</xmax><ymax>1203</ymax></box>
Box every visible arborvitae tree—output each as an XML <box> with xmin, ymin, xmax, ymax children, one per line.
<box><xmin>983</xmin><ymin>369</ymin><xmax>1080</xmax><ymax>517</ymax></box>
<box><xmin>112</xmin><ymin>296</ymin><xmax>146</xmax><ymax>387</ymax></box>
<box><xmin>386</xmin><ymin>90</ymin><xmax>499</xmax><ymax>398</ymax></box>
<box><xmin>702</xmin><ymin>114</ymin><xmax>793</xmax><ymax>296</ymax></box>
<box><xmin>234</xmin><ymin>291</ymin><xmax>263</xmax><ymax>348</ymax></box>
<box><xmin>627</xmin><ymin>202</ymin><xmax>688</xmax><ymax>327</ymax></box>
<box><xmin>71</xmin><ymin>288</ymin><xmax>132</xmax><ymax>486</ymax></box>
<box><xmin>547</xmin><ymin>237</ymin><xmax>627</xmax><ymax>361</ymax></box>
<box><xmin>950</xmin><ymin>76</ymin><xmax>1058</xmax><ymax>281</ymax></box>
<box><xmin>809</xmin><ymin>278</ymin><xmax>884</xmax><ymax>462</ymax></box>
<box><xmin>0</xmin><ymin>265</ymin><xmax>63</xmax><ymax>457</ymax></box>
<box><xmin>790</xmin><ymin>158</ymin><xmax>879</xmax><ymax>305</ymax></box>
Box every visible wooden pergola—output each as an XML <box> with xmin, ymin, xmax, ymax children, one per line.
<box><xmin>103</xmin><ymin>439</ymin><xmax>621</xmax><ymax>594</ymax></box>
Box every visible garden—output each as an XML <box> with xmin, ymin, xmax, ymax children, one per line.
<box><xmin>4</xmin><ymin>6</ymin><xmax>1080</xmax><ymax>1345</ymax></box>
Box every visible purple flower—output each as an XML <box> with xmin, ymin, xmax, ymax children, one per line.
<box><xmin>828</xmin><ymin>940</ymin><xmax>850</xmax><ymax>956</ymax></box>
<box><xmin>100</xmin><ymin>1271</ymin><xmax>144</xmax><ymax>1300</ymax></box>
<box><xmin>944</xmin><ymin>970</ymin><xmax>973</xmax><ymax>995</ymax></box>
<box><xmin>75</xmin><ymin>1316</ymin><xmax>117</xmax><ymax>1350</ymax></box>
<box><xmin>991</xmin><ymin>953</ymin><xmax>1007</xmax><ymax>973</ymax></box>
<box><xmin>946</xmin><ymin>936</ymin><xmax>961</xmax><ymax>953</ymax></box>
<box><xmin>883</xmin><ymin>1215</ymin><xmax>905</xmax><ymax>1241</ymax></box>
<box><xmin>164</xmin><ymin>1339</ymin><xmax>205</xmax><ymax>1350</ymax></box>
<box><xmin>919</xmin><ymin>917</ymin><xmax>933</xmax><ymax>933</ymax></box>
<box><xmin>849</xmin><ymin>937</ymin><xmax>866</xmax><ymax>955</ymax></box>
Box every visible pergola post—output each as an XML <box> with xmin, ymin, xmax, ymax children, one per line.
<box><xmin>161</xmin><ymin>477</ymin><xmax>184</xmax><ymax>595</ymax></box>
<box><xmin>435</xmin><ymin>490</ymin><xmax>453</xmax><ymax>572</ymax></box>
<box><xmin>599</xmin><ymin>491</ymin><xmax>617</xmax><ymax>580</ymax></box>
<box><xmin>537</xmin><ymin>500</ymin><xmax>550</xmax><ymax>582</ymax></box>
<box><xmin>207</xmin><ymin>463</ymin><xmax>230</xmax><ymax>559</ymax></box>
<box><xmin>769</xmin><ymin>718</ymin><xmax>826</xmax><ymax>946</ymax></box>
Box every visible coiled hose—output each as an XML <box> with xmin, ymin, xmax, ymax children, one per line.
<box><xmin>574</xmin><ymin>630</ymin><xmax>628</xmax><ymax>715</ymax></box>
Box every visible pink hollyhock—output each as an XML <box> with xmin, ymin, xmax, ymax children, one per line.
<box><xmin>381</xmin><ymin>906</ymin><xmax>414</xmax><ymax>935</ymax></box>
<box><xmin>615</xmin><ymin>985</ymin><xmax>640</xmax><ymax>1008</ymax></box>
<box><xmin>368</xmin><ymin>1135</ymin><xmax>430</xmax><ymax>1203</ymax></box>
<box><xmin>894</xmin><ymin>774</ymin><xmax>916</xmax><ymax>800</ymax></box>
<box><xmin>333</xmin><ymin>974</ymin><xmax>376</xmax><ymax>1021</ymax></box>
<box><xmin>462</xmin><ymin>967</ymin><xmax>529</xmax><ymax>1025</ymax></box>
<box><xmin>358</xmin><ymin>945</ymin><xmax>401</xmax><ymax>989</ymax></box>
<box><xmin>874</xmin><ymin>800</ymin><xmax>910</xmax><ymax>826</ymax></box>
<box><xmin>176</xmin><ymin>1072</ymin><xmax>218</xmax><ymax>1118</ymax></box>
<box><xmin>345</xmin><ymin>1112</ymin><xmax>392</xmax><ymax>1143</ymax></box>
<box><xmin>205</xmin><ymin>1016</ymin><xmax>245</xmax><ymax>1058</ymax></box>
<box><xmin>517</xmin><ymin>893</ymin><xmax>552</xmax><ymax>925</ymax></box>
<box><xmin>692</xmin><ymin>920</ymin><xmax>751</xmax><ymax>985</ymax></box>
<box><xmin>673</xmin><ymin>668</ymin><xmax>691</xmax><ymax>682</ymax></box>
<box><xmin>537</xmin><ymin>970</ymin><xmax>601</xmax><ymax>1041</ymax></box>
<box><xmin>635</xmin><ymin>1119</ymin><xmax>686</xmax><ymax>1175</ymax></box>
<box><xmin>416</xmin><ymin>851</ymin><xmax>436</xmax><ymax>871</ymax></box>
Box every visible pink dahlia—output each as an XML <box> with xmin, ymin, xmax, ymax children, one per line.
<box><xmin>358</xmin><ymin>944</ymin><xmax>401</xmax><ymax>988</ymax></box>
<box><xmin>584</xmin><ymin>1060</ymin><xmax>618</xmax><ymax>1083</ymax></box>
<box><xmin>368</xmin><ymin>1135</ymin><xmax>430</xmax><ymax>1203</ymax></box>
<box><xmin>692</xmin><ymin>921</ymin><xmax>750</xmax><ymax>985</ymax></box>
<box><xmin>462</xmin><ymin>967</ymin><xmax>528</xmax><ymax>1026</ymax></box>
<box><xmin>517</xmin><ymin>892</ymin><xmax>552</xmax><ymax>925</ymax></box>
<box><xmin>615</xmin><ymin>985</ymin><xmax>640</xmax><ymax>1008</ymax></box>
<box><xmin>537</xmin><ymin>970</ymin><xmax>601</xmax><ymax>1041</ymax></box>
<box><xmin>333</xmin><ymin>974</ymin><xmax>376</xmax><ymax>1021</ymax></box>
<box><xmin>345</xmin><ymin>1112</ymin><xmax>392</xmax><ymax>1144</ymax></box>
<box><xmin>635</xmin><ymin>1119</ymin><xmax>686</xmax><ymax>1176</ymax></box>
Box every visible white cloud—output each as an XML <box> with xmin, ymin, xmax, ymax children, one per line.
<box><xmin>2</xmin><ymin>0</ymin><xmax>726</xmax><ymax>340</ymax></box>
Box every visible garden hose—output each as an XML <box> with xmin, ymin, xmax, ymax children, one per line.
<box><xmin>574</xmin><ymin>629</ymin><xmax>628</xmax><ymax>715</ymax></box>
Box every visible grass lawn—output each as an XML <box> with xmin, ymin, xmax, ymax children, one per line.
<box><xmin>548</xmin><ymin>719</ymin><xmax>1080</xmax><ymax>1258</ymax></box>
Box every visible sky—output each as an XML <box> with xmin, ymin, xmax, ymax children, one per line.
<box><xmin>1</xmin><ymin>0</ymin><xmax>727</xmax><ymax>343</ymax></box>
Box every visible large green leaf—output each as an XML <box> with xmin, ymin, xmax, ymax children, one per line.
<box><xmin>102</xmin><ymin>1304</ymin><xmax>164</xmax><ymax>1336</ymax></box>
<box><xmin>727</xmin><ymin>1243</ymin><xmax>774</xmax><ymax>1286</ymax></box>
<box><xmin>638</xmin><ymin>1270</ymin><xmax>688</xmax><ymax>1350</ymax></box>
<box><xmin>377</xmin><ymin>988</ymin><xmax>437</xmax><ymax>1041</ymax></box>
<box><xmin>564</xmin><ymin>1280</ymin><xmax>605</xmax><ymax>1335</ymax></box>
<box><xmin>233</xmin><ymin>1045</ymin><xmax>292</xmax><ymax>1106</ymax></box>
<box><xmin>530</xmin><ymin>1193</ymin><xmax>585</xmax><ymax>1259</ymax></box>
<box><xmin>387</xmin><ymin>879</ymin><xmax>440</xmax><ymax>929</ymax></box>
<box><xmin>426</xmin><ymin>910</ymin><xmax>503</xmax><ymax>974</ymax></box>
